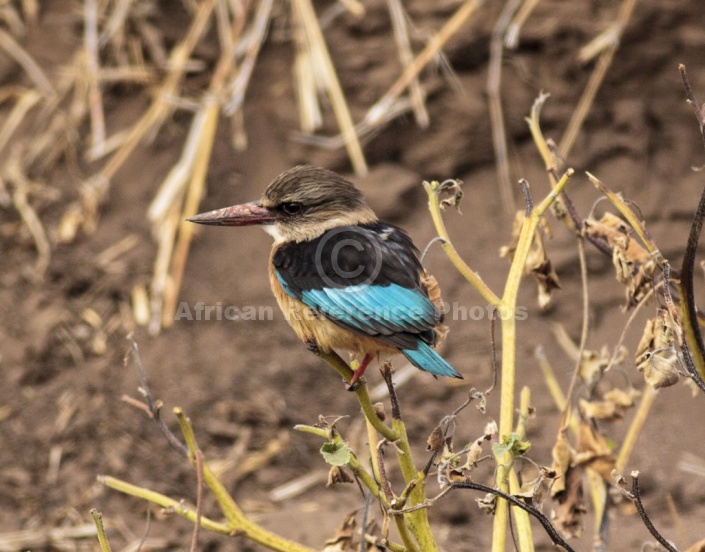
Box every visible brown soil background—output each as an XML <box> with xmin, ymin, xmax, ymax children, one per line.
<box><xmin>2</xmin><ymin>1</ymin><xmax>705</xmax><ymax>550</ymax></box>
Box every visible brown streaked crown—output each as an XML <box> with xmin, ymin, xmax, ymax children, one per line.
<box><xmin>261</xmin><ymin>166</ymin><xmax>377</xmax><ymax>242</ymax></box>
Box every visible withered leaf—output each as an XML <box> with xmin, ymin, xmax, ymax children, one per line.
<box><xmin>635</xmin><ymin>310</ymin><xmax>681</xmax><ymax>389</ymax></box>
<box><xmin>575</xmin><ymin>420</ymin><xmax>615</xmax><ymax>482</ymax></box>
<box><xmin>437</xmin><ymin>179</ymin><xmax>464</xmax><ymax>210</ymax></box>
<box><xmin>578</xmin><ymin>387</ymin><xmax>640</xmax><ymax>421</ymax></box>
<box><xmin>323</xmin><ymin>511</ymin><xmax>358</xmax><ymax>551</ymax></box>
<box><xmin>327</xmin><ymin>465</ymin><xmax>354</xmax><ymax>487</ymax></box>
<box><xmin>500</xmin><ymin>211</ymin><xmax>561</xmax><ymax>309</ymax></box>
<box><xmin>551</xmin><ymin>464</ymin><xmax>586</xmax><ymax>538</ymax></box>
<box><xmin>550</xmin><ymin>430</ymin><xmax>573</xmax><ymax>497</ymax></box>
<box><xmin>584</xmin><ymin>212</ymin><xmax>656</xmax><ymax>308</ymax></box>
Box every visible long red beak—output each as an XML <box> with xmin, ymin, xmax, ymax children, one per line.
<box><xmin>187</xmin><ymin>200</ymin><xmax>276</xmax><ymax>226</ymax></box>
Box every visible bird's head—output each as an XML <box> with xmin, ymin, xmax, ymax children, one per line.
<box><xmin>188</xmin><ymin>166</ymin><xmax>377</xmax><ymax>242</ymax></box>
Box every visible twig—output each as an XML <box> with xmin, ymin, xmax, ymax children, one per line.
<box><xmin>662</xmin><ymin>262</ymin><xmax>705</xmax><ymax>392</ymax></box>
<box><xmin>452</xmin><ymin>481</ymin><xmax>575</xmax><ymax>552</ymax></box>
<box><xmin>679</xmin><ymin>64</ymin><xmax>705</xmax><ymax>147</ymax></box>
<box><xmin>560</xmin><ymin>237</ymin><xmax>589</xmax><ymax>429</ymax></box>
<box><xmin>124</xmin><ymin>337</ymin><xmax>188</xmax><ymax>456</ymax></box>
<box><xmin>627</xmin><ymin>472</ymin><xmax>678</xmax><ymax>552</ymax></box>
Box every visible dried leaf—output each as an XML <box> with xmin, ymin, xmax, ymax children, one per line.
<box><xmin>635</xmin><ymin>310</ymin><xmax>681</xmax><ymax>388</ymax></box>
<box><xmin>574</xmin><ymin>420</ymin><xmax>615</xmax><ymax>482</ymax></box>
<box><xmin>578</xmin><ymin>387</ymin><xmax>640</xmax><ymax>421</ymax></box>
<box><xmin>584</xmin><ymin>212</ymin><xmax>655</xmax><ymax>308</ymax></box>
<box><xmin>550</xmin><ymin>431</ymin><xmax>573</xmax><ymax>496</ymax></box>
<box><xmin>501</xmin><ymin>211</ymin><xmax>561</xmax><ymax>309</ymax></box>
<box><xmin>426</xmin><ymin>425</ymin><xmax>445</xmax><ymax>453</ymax></box>
<box><xmin>327</xmin><ymin>465</ymin><xmax>354</xmax><ymax>487</ymax></box>
<box><xmin>438</xmin><ymin>179</ymin><xmax>463</xmax><ymax>210</ymax></box>
<box><xmin>323</xmin><ymin>512</ymin><xmax>358</xmax><ymax>551</ymax></box>
<box><xmin>551</xmin><ymin>463</ymin><xmax>586</xmax><ymax>538</ymax></box>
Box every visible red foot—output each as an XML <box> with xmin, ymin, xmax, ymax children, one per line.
<box><xmin>346</xmin><ymin>353</ymin><xmax>373</xmax><ymax>391</ymax></box>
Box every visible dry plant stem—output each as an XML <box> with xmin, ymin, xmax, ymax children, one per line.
<box><xmin>557</xmin><ymin>0</ymin><xmax>639</xmax><ymax>158</ymax></box>
<box><xmin>89</xmin><ymin>509</ymin><xmax>112</xmax><ymax>552</ymax></box>
<box><xmin>424</xmin><ymin>181</ymin><xmax>501</xmax><ymax>308</ymax></box>
<box><xmin>0</xmin><ymin>90</ymin><xmax>41</xmax><ymax>155</ymax></box>
<box><xmin>173</xmin><ymin>409</ymin><xmax>316</xmax><ymax>552</ymax></box>
<box><xmin>164</xmin><ymin>4</ymin><xmax>253</xmax><ymax>324</ymax></box>
<box><xmin>366</xmin><ymin>0</ymin><xmax>484</xmax><ymax>126</ymax></box>
<box><xmin>629</xmin><ymin>473</ymin><xmax>678</xmax><ymax>552</ymax></box>
<box><xmin>99</xmin><ymin>476</ymin><xmax>231</xmax><ymax>534</ymax></box>
<box><xmin>560</xmin><ymin>237</ymin><xmax>589</xmax><ymax>430</ymax></box>
<box><xmin>487</xmin><ymin>0</ymin><xmax>521</xmax><ymax>213</ymax></box>
<box><xmin>614</xmin><ymin>385</ymin><xmax>657</xmax><ymax>473</ymax></box>
<box><xmin>90</xmin><ymin>0</ymin><xmax>216</xmax><ymax>209</ymax></box>
<box><xmin>677</xmin><ymin>65</ymin><xmax>705</xmax><ymax>379</ymax></box>
<box><xmin>505</xmin><ymin>0</ymin><xmax>541</xmax><ymax>48</ymax></box>
<box><xmin>492</xmin><ymin>169</ymin><xmax>573</xmax><ymax>552</ymax></box>
<box><xmin>452</xmin><ymin>482</ymin><xmax>575</xmax><ymax>552</ymax></box>
<box><xmin>0</xmin><ymin>29</ymin><xmax>55</xmax><ymax>97</ymax></box>
<box><xmin>291</xmin><ymin>0</ymin><xmax>367</xmax><ymax>175</ymax></box>
<box><xmin>84</xmin><ymin>0</ymin><xmax>106</xmax><ymax>156</ymax></box>
<box><xmin>387</xmin><ymin>0</ymin><xmax>429</xmax><ymax>128</ymax></box>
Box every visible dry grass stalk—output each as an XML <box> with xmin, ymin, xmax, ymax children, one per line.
<box><xmin>365</xmin><ymin>0</ymin><xmax>483</xmax><ymax>128</ymax></box>
<box><xmin>0</xmin><ymin>28</ymin><xmax>55</xmax><ymax>97</ymax></box>
<box><xmin>387</xmin><ymin>0</ymin><xmax>429</xmax><ymax>128</ymax></box>
<box><xmin>505</xmin><ymin>0</ymin><xmax>541</xmax><ymax>48</ymax></box>
<box><xmin>557</xmin><ymin>0</ymin><xmax>639</xmax><ymax>158</ymax></box>
<box><xmin>487</xmin><ymin>0</ymin><xmax>521</xmax><ymax>213</ymax></box>
<box><xmin>84</xmin><ymin>0</ymin><xmax>107</xmax><ymax>157</ymax></box>
<box><xmin>0</xmin><ymin>524</ymin><xmax>97</xmax><ymax>552</ymax></box>
<box><xmin>161</xmin><ymin>3</ymin><xmax>254</xmax><ymax>327</ymax></box>
<box><xmin>6</xmin><ymin>156</ymin><xmax>50</xmax><ymax>278</ymax></box>
<box><xmin>291</xmin><ymin>0</ymin><xmax>368</xmax><ymax>175</ymax></box>
<box><xmin>0</xmin><ymin>88</ymin><xmax>40</xmax><ymax>154</ymax></box>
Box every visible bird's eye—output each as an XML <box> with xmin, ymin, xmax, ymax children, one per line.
<box><xmin>281</xmin><ymin>202</ymin><xmax>303</xmax><ymax>216</ymax></box>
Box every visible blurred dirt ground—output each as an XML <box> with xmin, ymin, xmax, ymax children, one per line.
<box><xmin>3</xmin><ymin>1</ymin><xmax>705</xmax><ymax>550</ymax></box>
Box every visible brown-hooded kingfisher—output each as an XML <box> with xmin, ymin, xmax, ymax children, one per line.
<box><xmin>188</xmin><ymin>166</ymin><xmax>462</xmax><ymax>387</ymax></box>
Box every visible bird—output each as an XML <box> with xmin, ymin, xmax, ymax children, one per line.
<box><xmin>188</xmin><ymin>165</ymin><xmax>462</xmax><ymax>388</ymax></box>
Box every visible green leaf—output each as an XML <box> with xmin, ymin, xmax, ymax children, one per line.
<box><xmin>492</xmin><ymin>432</ymin><xmax>531</xmax><ymax>458</ymax></box>
<box><xmin>320</xmin><ymin>441</ymin><xmax>351</xmax><ymax>466</ymax></box>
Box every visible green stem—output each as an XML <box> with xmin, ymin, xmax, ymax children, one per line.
<box><xmin>90</xmin><ymin>509</ymin><xmax>112</xmax><ymax>552</ymax></box>
<box><xmin>317</xmin><ymin>349</ymin><xmax>399</xmax><ymax>441</ymax></box>
<box><xmin>424</xmin><ymin>181</ymin><xmax>501</xmax><ymax>307</ymax></box>
<box><xmin>491</xmin><ymin>169</ymin><xmax>574</xmax><ymax>552</ymax></box>
<box><xmin>98</xmin><ymin>476</ymin><xmax>231</xmax><ymax>534</ymax></box>
<box><xmin>174</xmin><ymin>409</ymin><xmax>316</xmax><ymax>552</ymax></box>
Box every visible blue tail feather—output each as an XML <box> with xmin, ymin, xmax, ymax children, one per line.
<box><xmin>401</xmin><ymin>341</ymin><xmax>462</xmax><ymax>378</ymax></box>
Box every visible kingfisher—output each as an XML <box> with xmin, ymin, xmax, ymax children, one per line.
<box><xmin>188</xmin><ymin>166</ymin><xmax>462</xmax><ymax>387</ymax></box>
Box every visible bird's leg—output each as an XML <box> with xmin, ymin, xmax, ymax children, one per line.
<box><xmin>347</xmin><ymin>353</ymin><xmax>374</xmax><ymax>391</ymax></box>
<box><xmin>304</xmin><ymin>338</ymin><xmax>320</xmax><ymax>354</ymax></box>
